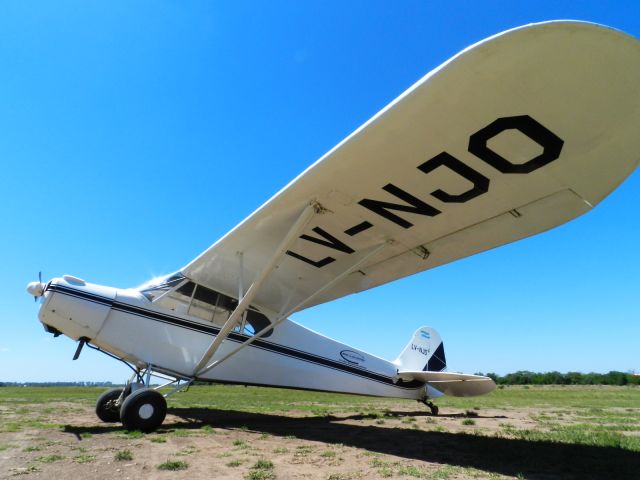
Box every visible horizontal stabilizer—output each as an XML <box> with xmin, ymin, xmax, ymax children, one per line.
<box><xmin>397</xmin><ymin>371</ymin><xmax>496</xmax><ymax>397</ymax></box>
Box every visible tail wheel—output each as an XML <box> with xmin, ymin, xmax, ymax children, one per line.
<box><xmin>420</xmin><ymin>399</ymin><xmax>439</xmax><ymax>416</ymax></box>
<box><xmin>120</xmin><ymin>388</ymin><xmax>167</xmax><ymax>432</ymax></box>
<box><xmin>95</xmin><ymin>387</ymin><xmax>124</xmax><ymax>423</ymax></box>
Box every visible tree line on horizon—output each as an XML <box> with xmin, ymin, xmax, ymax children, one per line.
<box><xmin>478</xmin><ymin>370</ymin><xmax>639</xmax><ymax>386</ymax></box>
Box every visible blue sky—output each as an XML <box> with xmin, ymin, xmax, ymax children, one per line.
<box><xmin>1</xmin><ymin>1</ymin><xmax>639</xmax><ymax>382</ymax></box>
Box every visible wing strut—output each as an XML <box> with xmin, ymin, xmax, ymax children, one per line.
<box><xmin>195</xmin><ymin>240</ymin><xmax>390</xmax><ymax>377</ymax></box>
<box><xmin>191</xmin><ymin>202</ymin><xmax>319</xmax><ymax>376</ymax></box>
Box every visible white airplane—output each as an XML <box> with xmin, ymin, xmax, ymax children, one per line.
<box><xmin>27</xmin><ymin>21</ymin><xmax>640</xmax><ymax>432</ymax></box>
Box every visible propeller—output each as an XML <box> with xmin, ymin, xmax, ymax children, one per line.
<box><xmin>27</xmin><ymin>271</ymin><xmax>45</xmax><ymax>301</ymax></box>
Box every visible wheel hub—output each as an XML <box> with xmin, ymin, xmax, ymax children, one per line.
<box><xmin>138</xmin><ymin>403</ymin><xmax>154</xmax><ymax>420</ymax></box>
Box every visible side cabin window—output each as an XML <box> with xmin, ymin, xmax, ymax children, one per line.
<box><xmin>159</xmin><ymin>281</ymin><xmax>273</xmax><ymax>338</ymax></box>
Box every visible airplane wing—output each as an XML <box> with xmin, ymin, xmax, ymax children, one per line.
<box><xmin>182</xmin><ymin>21</ymin><xmax>640</xmax><ymax>316</ymax></box>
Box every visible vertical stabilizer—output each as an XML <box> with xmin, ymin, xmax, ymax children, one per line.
<box><xmin>394</xmin><ymin>326</ymin><xmax>446</xmax><ymax>372</ymax></box>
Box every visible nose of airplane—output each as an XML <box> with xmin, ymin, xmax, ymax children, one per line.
<box><xmin>27</xmin><ymin>281</ymin><xmax>45</xmax><ymax>298</ymax></box>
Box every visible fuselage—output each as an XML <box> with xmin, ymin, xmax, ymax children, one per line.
<box><xmin>35</xmin><ymin>275</ymin><xmax>432</xmax><ymax>400</ymax></box>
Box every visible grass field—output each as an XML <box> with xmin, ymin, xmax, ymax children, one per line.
<box><xmin>0</xmin><ymin>385</ymin><xmax>639</xmax><ymax>479</ymax></box>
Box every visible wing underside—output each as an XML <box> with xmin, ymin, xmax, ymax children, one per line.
<box><xmin>182</xmin><ymin>21</ymin><xmax>640</xmax><ymax>316</ymax></box>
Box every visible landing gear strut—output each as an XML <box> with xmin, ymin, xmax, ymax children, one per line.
<box><xmin>419</xmin><ymin>399</ymin><xmax>439</xmax><ymax>416</ymax></box>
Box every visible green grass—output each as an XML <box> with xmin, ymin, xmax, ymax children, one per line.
<box><xmin>115</xmin><ymin>449</ymin><xmax>133</xmax><ymax>461</ymax></box>
<box><xmin>157</xmin><ymin>460</ymin><xmax>189</xmax><ymax>471</ymax></box>
<box><xmin>1</xmin><ymin>384</ymin><xmax>636</xmax><ymax>412</ymax></box>
<box><xmin>371</xmin><ymin>457</ymin><xmax>390</xmax><ymax>468</ymax></box>
<box><xmin>246</xmin><ymin>471</ymin><xmax>276</xmax><ymax>480</ymax></box>
<box><xmin>74</xmin><ymin>454</ymin><xmax>95</xmax><ymax>464</ymax></box>
<box><xmin>431</xmin><ymin>466</ymin><xmax>466</xmax><ymax>479</ymax></box>
<box><xmin>176</xmin><ymin>446</ymin><xmax>198</xmax><ymax>456</ymax></box>
<box><xmin>503</xmin><ymin>423</ymin><xmax>640</xmax><ymax>450</ymax></box>
<box><xmin>0</xmin><ymin>387</ymin><xmax>107</xmax><ymax>404</ymax></box>
<box><xmin>397</xmin><ymin>465</ymin><xmax>424</xmax><ymax>477</ymax></box>
<box><xmin>247</xmin><ymin>459</ymin><xmax>275</xmax><ymax>480</ymax></box>
<box><xmin>371</xmin><ymin>458</ymin><xmax>428</xmax><ymax>478</ymax></box>
<box><xmin>436</xmin><ymin>385</ymin><xmax>640</xmax><ymax>409</ymax></box>
<box><xmin>253</xmin><ymin>459</ymin><xmax>274</xmax><ymax>469</ymax></box>
<box><xmin>0</xmin><ymin>420</ymin><xmax>63</xmax><ymax>433</ymax></box>
<box><xmin>37</xmin><ymin>454</ymin><xmax>64</xmax><ymax>463</ymax></box>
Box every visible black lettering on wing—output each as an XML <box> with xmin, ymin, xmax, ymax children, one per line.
<box><xmin>418</xmin><ymin>152</ymin><xmax>489</xmax><ymax>203</ymax></box>
<box><xmin>285</xmin><ymin>250</ymin><xmax>335</xmax><ymax>268</ymax></box>
<box><xmin>286</xmin><ymin>226</ymin><xmax>355</xmax><ymax>268</ymax></box>
<box><xmin>299</xmin><ymin>226</ymin><xmax>355</xmax><ymax>254</ymax></box>
<box><xmin>344</xmin><ymin>221</ymin><xmax>373</xmax><ymax>236</ymax></box>
<box><xmin>469</xmin><ymin>115</ymin><xmax>563</xmax><ymax>174</ymax></box>
<box><xmin>358</xmin><ymin>183</ymin><xmax>440</xmax><ymax>229</ymax></box>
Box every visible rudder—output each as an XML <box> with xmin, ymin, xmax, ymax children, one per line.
<box><xmin>394</xmin><ymin>326</ymin><xmax>446</xmax><ymax>372</ymax></box>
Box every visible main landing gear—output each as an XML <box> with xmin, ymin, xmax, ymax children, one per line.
<box><xmin>95</xmin><ymin>367</ymin><xmax>191</xmax><ymax>432</ymax></box>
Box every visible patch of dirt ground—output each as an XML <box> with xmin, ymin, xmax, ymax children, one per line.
<box><xmin>0</xmin><ymin>400</ymin><xmax>637</xmax><ymax>479</ymax></box>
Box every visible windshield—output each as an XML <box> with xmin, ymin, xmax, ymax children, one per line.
<box><xmin>138</xmin><ymin>272</ymin><xmax>186</xmax><ymax>301</ymax></box>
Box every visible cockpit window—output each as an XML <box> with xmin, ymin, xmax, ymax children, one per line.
<box><xmin>176</xmin><ymin>282</ymin><xmax>239</xmax><ymax>312</ymax></box>
<box><xmin>148</xmin><ymin>278</ymin><xmax>273</xmax><ymax>338</ymax></box>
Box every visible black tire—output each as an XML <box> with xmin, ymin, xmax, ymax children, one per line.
<box><xmin>430</xmin><ymin>404</ymin><xmax>439</xmax><ymax>416</ymax></box>
<box><xmin>120</xmin><ymin>388</ymin><xmax>167</xmax><ymax>432</ymax></box>
<box><xmin>96</xmin><ymin>387</ymin><xmax>124</xmax><ymax>423</ymax></box>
